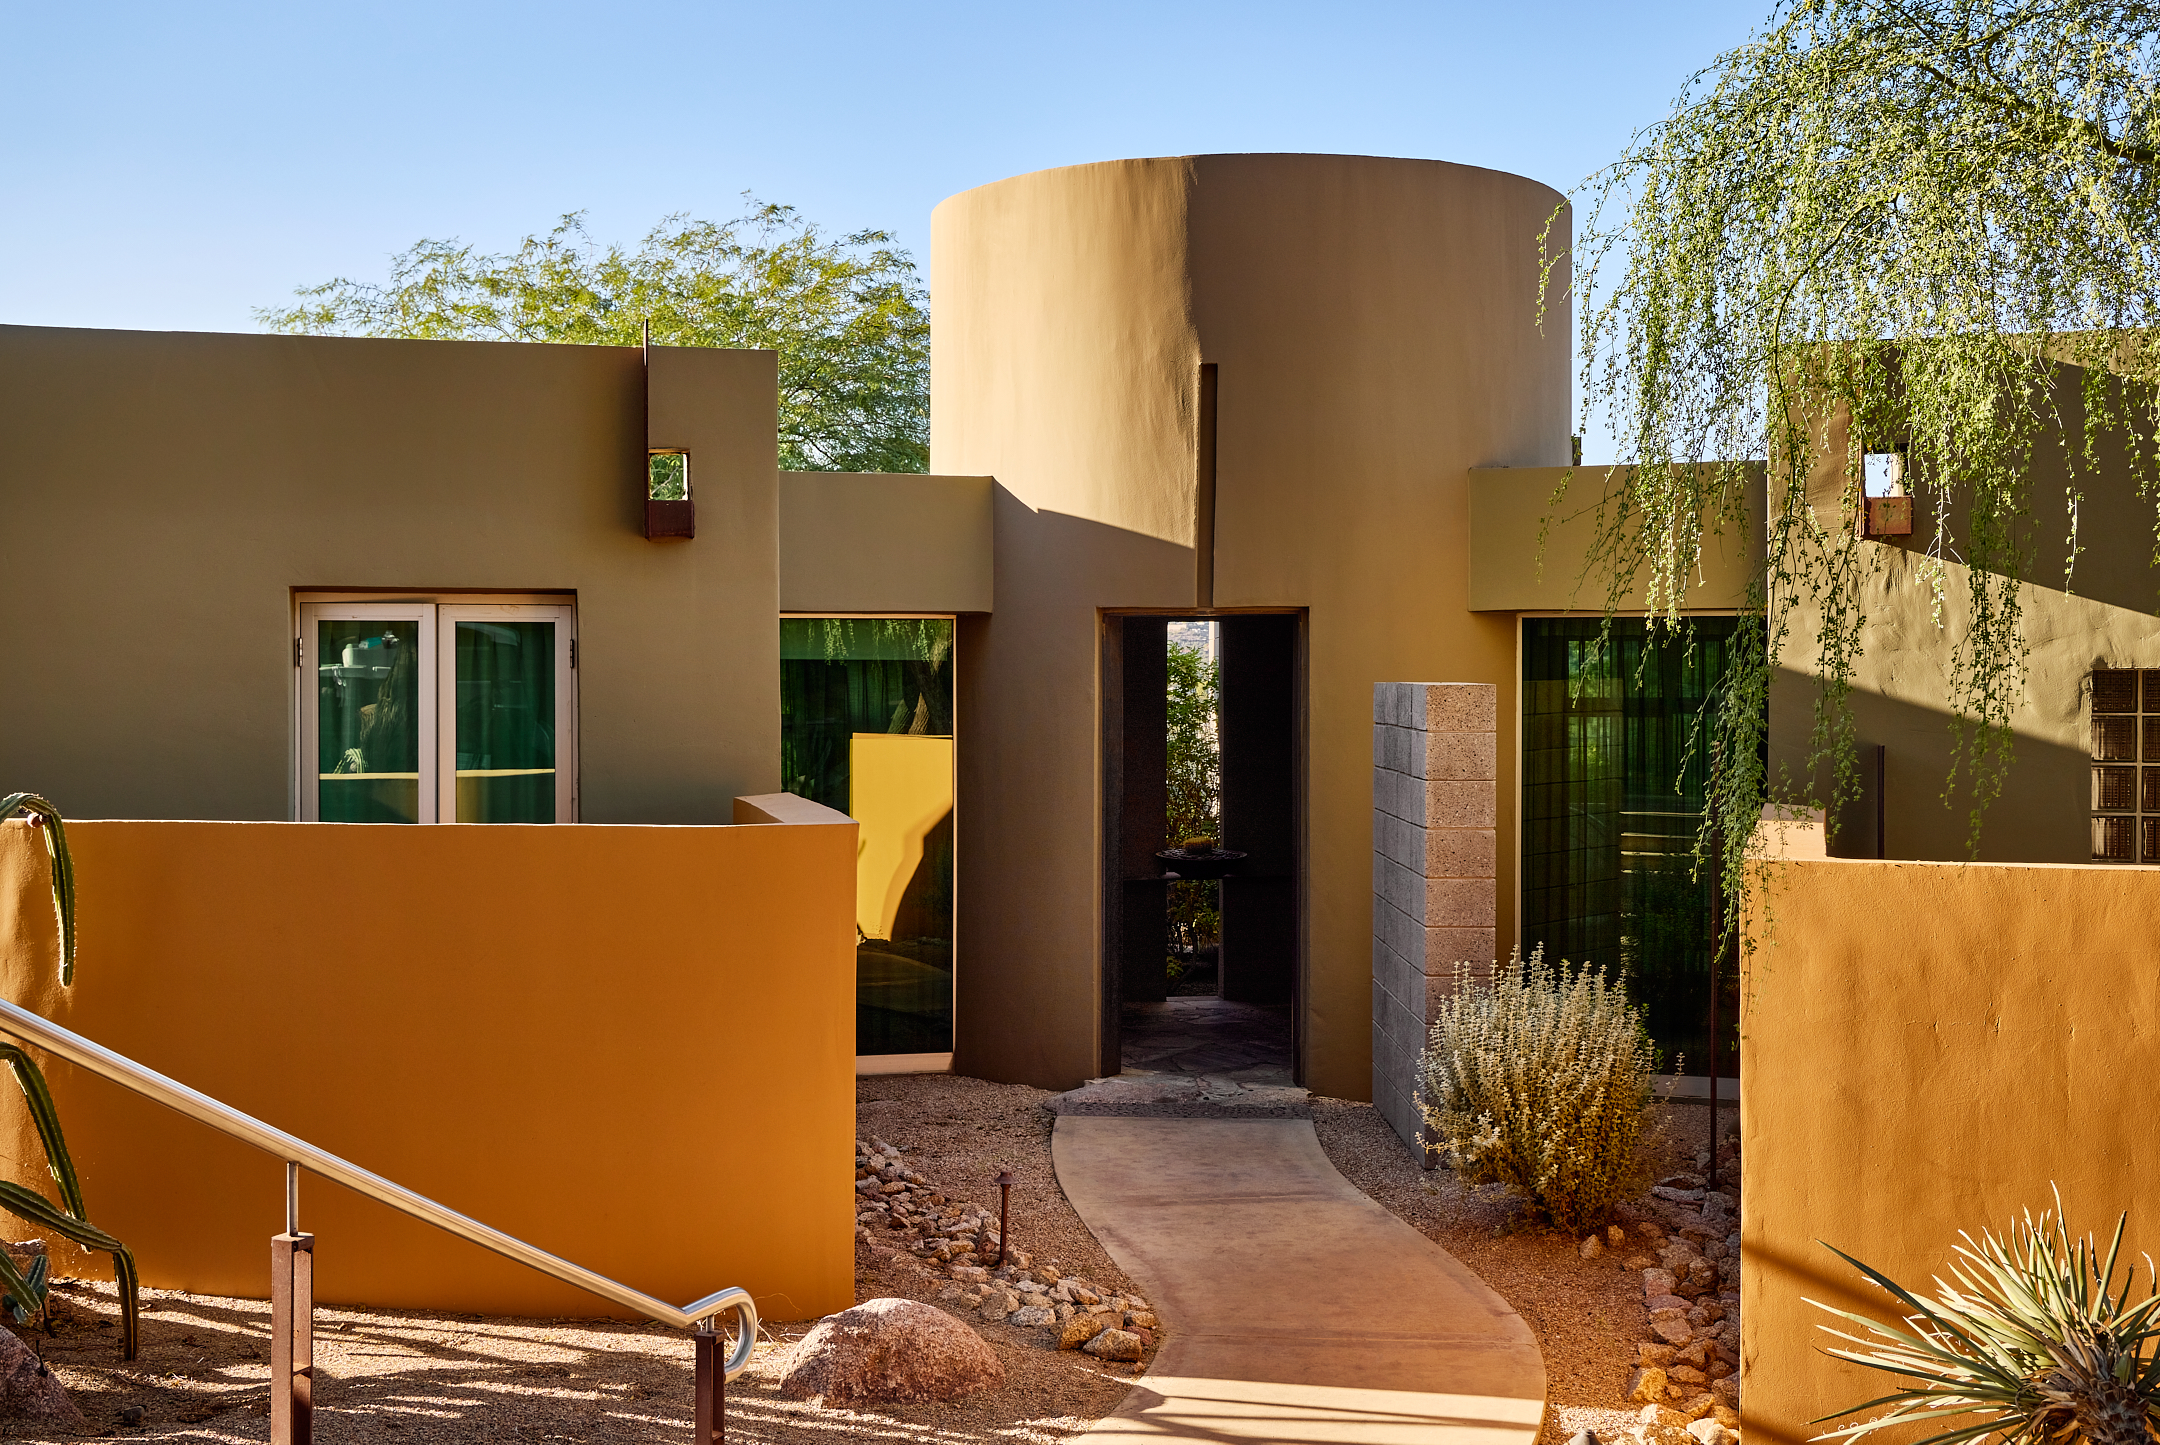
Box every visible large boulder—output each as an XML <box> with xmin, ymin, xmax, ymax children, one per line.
<box><xmin>0</xmin><ymin>1326</ymin><xmax>82</xmax><ymax>1426</ymax></box>
<box><xmin>781</xmin><ymin>1298</ymin><xmax>1003</xmax><ymax>1405</ymax></box>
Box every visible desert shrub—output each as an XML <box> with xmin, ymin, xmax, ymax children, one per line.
<box><xmin>1815</xmin><ymin>1194</ymin><xmax>2160</xmax><ymax>1445</ymax></box>
<box><xmin>1419</xmin><ymin>946</ymin><xmax>1658</xmax><ymax>1231</ymax></box>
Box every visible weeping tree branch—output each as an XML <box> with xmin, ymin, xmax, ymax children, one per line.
<box><xmin>1543</xmin><ymin>0</ymin><xmax>2160</xmax><ymax>940</ymax></box>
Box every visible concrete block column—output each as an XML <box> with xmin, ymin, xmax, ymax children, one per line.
<box><xmin>1372</xmin><ymin>683</ymin><xmax>1498</xmax><ymax>1160</ymax></box>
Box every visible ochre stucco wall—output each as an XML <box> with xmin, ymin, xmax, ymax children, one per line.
<box><xmin>1740</xmin><ymin>855</ymin><xmax>2160</xmax><ymax>1445</ymax></box>
<box><xmin>0</xmin><ymin>327</ymin><xmax>780</xmax><ymax>825</ymax></box>
<box><xmin>0</xmin><ymin>813</ymin><xmax>856</xmax><ymax>1323</ymax></box>
<box><xmin>932</xmin><ymin>154</ymin><xmax>1571</xmax><ymax>1094</ymax></box>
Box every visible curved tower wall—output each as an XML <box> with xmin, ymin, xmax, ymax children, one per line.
<box><xmin>933</xmin><ymin>154</ymin><xmax>1570</xmax><ymax>1096</ymax></box>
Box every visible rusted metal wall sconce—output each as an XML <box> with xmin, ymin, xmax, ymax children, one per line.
<box><xmin>1860</xmin><ymin>494</ymin><xmax>1912</xmax><ymax>538</ymax></box>
<box><xmin>646</xmin><ymin>449</ymin><xmax>694</xmax><ymax>539</ymax></box>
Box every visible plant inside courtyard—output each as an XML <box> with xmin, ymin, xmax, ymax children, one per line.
<box><xmin>1419</xmin><ymin>947</ymin><xmax>1659</xmax><ymax>1232</ymax></box>
<box><xmin>1165</xmin><ymin>638</ymin><xmax>1222</xmax><ymax>965</ymax></box>
<box><xmin>1549</xmin><ymin>0</ymin><xmax>2160</xmax><ymax>919</ymax></box>
<box><xmin>1812</xmin><ymin>1194</ymin><xmax>2160</xmax><ymax>1445</ymax></box>
<box><xmin>0</xmin><ymin>794</ymin><xmax>141</xmax><ymax>1358</ymax></box>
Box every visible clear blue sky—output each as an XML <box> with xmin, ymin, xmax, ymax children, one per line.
<box><xmin>3</xmin><ymin>1</ymin><xmax>1763</xmax><ymax>454</ymax></box>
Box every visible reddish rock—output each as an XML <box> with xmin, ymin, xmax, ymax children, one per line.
<box><xmin>781</xmin><ymin>1298</ymin><xmax>1003</xmax><ymax>1405</ymax></box>
<box><xmin>0</xmin><ymin>1327</ymin><xmax>82</xmax><ymax>1427</ymax></box>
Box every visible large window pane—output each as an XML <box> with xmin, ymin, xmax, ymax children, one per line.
<box><xmin>1521</xmin><ymin>617</ymin><xmax>1740</xmax><ymax>1075</ymax></box>
<box><xmin>317</xmin><ymin>619</ymin><xmax>421</xmax><ymax>824</ymax></box>
<box><xmin>454</xmin><ymin>620</ymin><xmax>556</xmax><ymax>823</ymax></box>
<box><xmin>781</xmin><ymin>618</ymin><xmax>954</xmax><ymax>1056</ymax></box>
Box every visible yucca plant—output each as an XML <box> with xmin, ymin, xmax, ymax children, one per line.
<box><xmin>1418</xmin><ymin>946</ymin><xmax>1661</xmax><ymax>1232</ymax></box>
<box><xmin>1</xmin><ymin>793</ymin><xmax>139</xmax><ymax>1359</ymax></box>
<box><xmin>1811</xmin><ymin>1192</ymin><xmax>2159</xmax><ymax>1445</ymax></box>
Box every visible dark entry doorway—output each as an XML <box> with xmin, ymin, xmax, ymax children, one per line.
<box><xmin>1100</xmin><ymin>613</ymin><xmax>1302</xmax><ymax>1083</ymax></box>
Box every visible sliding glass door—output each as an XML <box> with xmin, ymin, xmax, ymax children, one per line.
<box><xmin>781</xmin><ymin>617</ymin><xmax>955</xmax><ymax>1060</ymax></box>
<box><xmin>1521</xmin><ymin>616</ymin><xmax>1739</xmax><ymax>1075</ymax></box>
<box><xmin>299</xmin><ymin>602</ymin><xmax>576</xmax><ymax>823</ymax></box>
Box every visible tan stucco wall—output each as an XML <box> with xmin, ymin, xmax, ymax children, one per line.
<box><xmin>1769</xmin><ymin>364</ymin><xmax>2160</xmax><ymax>861</ymax></box>
<box><xmin>778</xmin><ymin>473</ymin><xmax>993</xmax><ymax>614</ymax></box>
<box><xmin>1740</xmin><ymin>855</ymin><xmax>2160</xmax><ymax>1445</ymax></box>
<box><xmin>1467</xmin><ymin>465</ymin><xmax>1763</xmax><ymax>613</ymax></box>
<box><xmin>0</xmin><ymin>327</ymin><xmax>780</xmax><ymax>824</ymax></box>
<box><xmin>932</xmin><ymin>155</ymin><xmax>1571</xmax><ymax>1094</ymax></box>
<box><xmin>0</xmin><ymin>810</ymin><xmax>856</xmax><ymax>1322</ymax></box>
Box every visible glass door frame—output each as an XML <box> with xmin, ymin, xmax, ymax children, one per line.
<box><xmin>295</xmin><ymin>594</ymin><xmax>579</xmax><ymax>825</ymax></box>
<box><xmin>297</xmin><ymin>602</ymin><xmax>440</xmax><ymax>824</ymax></box>
<box><xmin>436</xmin><ymin>603</ymin><xmax>578</xmax><ymax>824</ymax></box>
<box><xmin>782</xmin><ymin>611</ymin><xmax>959</xmax><ymax>1077</ymax></box>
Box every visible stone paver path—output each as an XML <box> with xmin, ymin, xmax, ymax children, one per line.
<box><xmin>1055</xmin><ymin>1116</ymin><xmax>1545</xmax><ymax>1445</ymax></box>
<box><xmin>1120</xmin><ymin>997</ymin><xmax>1295</xmax><ymax>1082</ymax></box>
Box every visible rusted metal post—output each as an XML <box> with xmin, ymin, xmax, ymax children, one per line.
<box><xmin>270</xmin><ymin>1230</ymin><xmax>313</xmax><ymax>1445</ymax></box>
<box><xmin>994</xmin><ymin>1171</ymin><xmax>1015</xmax><ymax>1269</ymax></box>
<box><xmin>694</xmin><ymin>1323</ymin><xmax>723</xmax><ymax>1444</ymax></box>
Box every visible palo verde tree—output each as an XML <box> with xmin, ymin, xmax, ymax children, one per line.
<box><xmin>1549</xmin><ymin>0</ymin><xmax>2160</xmax><ymax>917</ymax></box>
<box><xmin>260</xmin><ymin>201</ymin><xmax>929</xmax><ymax>473</ymax></box>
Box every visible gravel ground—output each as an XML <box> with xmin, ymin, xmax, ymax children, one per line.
<box><xmin>0</xmin><ymin>1074</ymin><xmax>1140</xmax><ymax>1443</ymax></box>
<box><xmin>1312</xmin><ymin>1095</ymin><xmax>1729</xmax><ymax>1445</ymax></box>
<box><xmin>2</xmin><ymin>1080</ymin><xmax>1722</xmax><ymax>1444</ymax></box>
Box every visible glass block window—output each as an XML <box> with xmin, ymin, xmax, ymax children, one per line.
<box><xmin>2088</xmin><ymin>669</ymin><xmax>2160</xmax><ymax>861</ymax></box>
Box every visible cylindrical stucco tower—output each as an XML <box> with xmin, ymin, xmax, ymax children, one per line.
<box><xmin>933</xmin><ymin>154</ymin><xmax>1570</xmax><ymax>1098</ymax></box>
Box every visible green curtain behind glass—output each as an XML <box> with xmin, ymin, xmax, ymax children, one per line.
<box><xmin>781</xmin><ymin>617</ymin><xmax>955</xmax><ymax>1056</ymax></box>
<box><xmin>1521</xmin><ymin>618</ymin><xmax>1740</xmax><ymax>1076</ymax></box>
<box><xmin>454</xmin><ymin>621</ymin><xmax>555</xmax><ymax>823</ymax></box>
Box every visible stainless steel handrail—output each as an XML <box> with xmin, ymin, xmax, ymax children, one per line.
<box><xmin>0</xmin><ymin>997</ymin><xmax>759</xmax><ymax>1378</ymax></box>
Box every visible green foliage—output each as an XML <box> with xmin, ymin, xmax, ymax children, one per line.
<box><xmin>1547</xmin><ymin>0</ymin><xmax>2160</xmax><ymax>927</ymax></box>
<box><xmin>0</xmin><ymin>796</ymin><xmax>140</xmax><ymax>1358</ymax></box>
<box><xmin>1166</xmin><ymin>640</ymin><xmax>1221</xmax><ymax>958</ymax></box>
<box><xmin>1</xmin><ymin>794</ymin><xmax>73</xmax><ymax>983</ymax></box>
<box><xmin>1812</xmin><ymin>1194</ymin><xmax>2160</xmax><ymax>1445</ymax></box>
<box><xmin>1419</xmin><ymin>948</ymin><xmax>1660</xmax><ymax>1231</ymax></box>
<box><xmin>260</xmin><ymin>201</ymin><xmax>929</xmax><ymax>473</ymax></box>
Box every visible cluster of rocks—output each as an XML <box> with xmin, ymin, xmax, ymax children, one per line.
<box><xmin>1582</xmin><ymin>1130</ymin><xmax>1744</xmax><ymax>1445</ymax></box>
<box><xmin>854</xmin><ymin>1138</ymin><xmax>1157</xmax><ymax>1361</ymax></box>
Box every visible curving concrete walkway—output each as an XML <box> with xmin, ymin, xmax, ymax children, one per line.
<box><xmin>1055</xmin><ymin>1116</ymin><xmax>1546</xmax><ymax>1445</ymax></box>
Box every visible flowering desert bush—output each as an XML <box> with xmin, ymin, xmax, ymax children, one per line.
<box><xmin>1419</xmin><ymin>946</ymin><xmax>1659</xmax><ymax>1232</ymax></box>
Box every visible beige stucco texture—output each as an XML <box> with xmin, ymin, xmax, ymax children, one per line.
<box><xmin>0</xmin><ymin>812</ymin><xmax>858</xmax><ymax>1323</ymax></box>
<box><xmin>1468</xmin><ymin>465</ymin><xmax>1763</xmax><ymax>613</ymax></box>
<box><xmin>1740</xmin><ymin>855</ymin><xmax>2160</xmax><ymax>1445</ymax></box>
<box><xmin>933</xmin><ymin>154</ymin><xmax>1572</xmax><ymax>1096</ymax></box>
<box><xmin>0</xmin><ymin>327</ymin><xmax>780</xmax><ymax>825</ymax></box>
<box><xmin>779</xmin><ymin>471</ymin><xmax>994</xmax><ymax>613</ymax></box>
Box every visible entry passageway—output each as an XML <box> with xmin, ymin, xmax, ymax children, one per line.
<box><xmin>1055</xmin><ymin>1116</ymin><xmax>1545</xmax><ymax>1445</ymax></box>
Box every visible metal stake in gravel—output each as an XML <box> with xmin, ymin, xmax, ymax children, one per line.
<box><xmin>995</xmin><ymin>1171</ymin><xmax>1015</xmax><ymax>1268</ymax></box>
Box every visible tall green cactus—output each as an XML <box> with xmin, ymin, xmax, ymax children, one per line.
<box><xmin>1</xmin><ymin>794</ymin><xmax>139</xmax><ymax>1358</ymax></box>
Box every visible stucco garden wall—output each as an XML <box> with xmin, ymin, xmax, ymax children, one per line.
<box><xmin>0</xmin><ymin>807</ymin><xmax>856</xmax><ymax>1323</ymax></box>
<box><xmin>1740</xmin><ymin>855</ymin><xmax>2160</xmax><ymax>1445</ymax></box>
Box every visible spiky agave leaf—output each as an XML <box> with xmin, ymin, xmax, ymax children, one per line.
<box><xmin>0</xmin><ymin>794</ymin><xmax>75</xmax><ymax>983</ymax></box>
<box><xmin>1810</xmin><ymin>1194</ymin><xmax>2160</xmax><ymax>1445</ymax></box>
